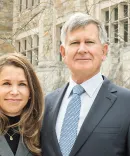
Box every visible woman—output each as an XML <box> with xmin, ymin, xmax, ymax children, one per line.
<box><xmin>0</xmin><ymin>53</ymin><xmax>44</xmax><ymax>156</ymax></box>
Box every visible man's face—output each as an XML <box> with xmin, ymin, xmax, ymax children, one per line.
<box><xmin>60</xmin><ymin>23</ymin><xmax>108</xmax><ymax>82</ymax></box>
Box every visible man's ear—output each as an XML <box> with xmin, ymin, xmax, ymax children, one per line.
<box><xmin>60</xmin><ymin>45</ymin><xmax>66</xmax><ymax>58</ymax></box>
<box><xmin>102</xmin><ymin>55</ymin><xmax>106</xmax><ymax>61</ymax></box>
<box><xmin>102</xmin><ymin>44</ymin><xmax>108</xmax><ymax>61</ymax></box>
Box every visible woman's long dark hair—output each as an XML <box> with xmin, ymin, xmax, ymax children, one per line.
<box><xmin>0</xmin><ymin>53</ymin><xmax>44</xmax><ymax>156</ymax></box>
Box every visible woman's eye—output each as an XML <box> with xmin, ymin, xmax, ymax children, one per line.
<box><xmin>3</xmin><ymin>82</ymin><xmax>10</xmax><ymax>85</ymax></box>
<box><xmin>19</xmin><ymin>83</ymin><xmax>26</xmax><ymax>86</ymax></box>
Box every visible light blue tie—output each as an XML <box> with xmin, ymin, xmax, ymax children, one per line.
<box><xmin>59</xmin><ymin>85</ymin><xmax>85</xmax><ymax>156</ymax></box>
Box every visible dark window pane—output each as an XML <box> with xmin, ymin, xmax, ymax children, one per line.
<box><xmin>59</xmin><ymin>53</ymin><xmax>62</xmax><ymax>61</ymax></box>
<box><xmin>18</xmin><ymin>42</ymin><xmax>20</xmax><ymax>52</ymax></box>
<box><xmin>124</xmin><ymin>5</ymin><xmax>128</xmax><ymax>17</ymax></box>
<box><xmin>28</xmin><ymin>51</ymin><xmax>32</xmax><ymax>63</ymax></box>
<box><xmin>105</xmin><ymin>11</ymin><xmax>109</xmax><ymax>22</ymax></box>
<box><xmin>24</xmin><ymin>40</ymin><xmax>26</xmax><ymax>50</ymax></box>
<box><xmin>32</xmin><ymin>0</ymin><xmax>34</xmax><ymax>6</ymax></box>
<box><xmin>105</xmin><ymin>25</ymin><xmax>109</xmax><ymax>37</ymax></box>
<box><xmin>26</xmin><ymin>0</ymin><xmax>28</xmax><ymax>9</ymax></box>
<box><xmin>20</xmin><ymin>0</ymin><xmax>22</xmax><ymax>12</ymax></box>
<box><xmin>114</xmin><ymin>7</ymin><xmax>118</xmax><ymax>21</ymax></box>
<box><xmin>114</xmin><ymin>24</ymin><xmax>118</xmax><ymax>43</ymax></box>
<box><xmin>124</xmin><ymin>21</ymin><xmax>128</xmax><ymax>42</ymax></box>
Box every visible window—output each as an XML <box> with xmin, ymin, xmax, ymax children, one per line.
<box><xmin>18</xmin><ymin>0</ymin><xmax>40</xmax><ymax>11</ymax></box>
<box><xmin>26</xmin><ymin>0</ymin><xmax>28</xmax><ymax>9</ymax></box>
<box><xmin>18</xmin><ymin>42</ymin><xmax>21</xmax><ymax>52</ymax></box>
<box><xmin>105</xmin><ymin>11</ymin><xmax>109</xmax><ymax>22</ymax></box>
<box><xmin>24</xmin><ymin>39</ymin><xmax>27</xmax><ymax>50</ymax></box>
<box><xmin>19</xmin><ymin>0</ymin><xmax>22</xmax><ymax>12</ymax></box>
<box><xmin>114</xmin><ymin>7</ymin><xmax>118</xmax><ymax>21</ymax></box>
<box><xmin>114</xmin><ymin>24</ymin><xmax>118</xmax><ymax>43</ymax></box>
<box><xmin>103</xmin><ymin>2</ymin><xmax>129</xmax><ymax>43</ymax></box>
<box><xmin>124</xmin><ymin>5</ymin><xmax>128</xmax><ymax>17</ymax></box>
<box><xmin>105</xmin><ymin>25</ymin><xmax>109</xmax><ymax>38</ymax></box>
<box><xmin>15</xmin><ymin>34</ymin><xmax>39</xmax><ymax>66</ymax></box>
<box><xmin>124</xmin><ymin>21</ymin><xmax>128</xmax><ymax>42</ymax></box>
<box><xmin>32</xmin><ymin>0</ymin><xmax>34</xmax><ymax>6</ymax></box>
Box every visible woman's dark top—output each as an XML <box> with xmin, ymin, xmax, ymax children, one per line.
<box><xmin>4</xmin><ymin>115</ymin><xmax>20</xmax><ymax>155</ymax></box>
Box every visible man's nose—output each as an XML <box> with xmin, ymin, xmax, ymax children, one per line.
<box><xmin>77</xmin><ymin>43</ymin><xmax>88</xmax><ymax>54</ymax></box>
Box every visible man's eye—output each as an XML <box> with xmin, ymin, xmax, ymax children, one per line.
<box><xmin>71</xmin><ymin>42</ymin><xmax>79</xmax><ymax>45</ymax></box>
<box><xmin>86</xmin><ymin>41</ymin><xmax>94</xmax><ymax>44</ymax></box>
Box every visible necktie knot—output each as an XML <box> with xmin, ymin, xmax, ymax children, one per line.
<box><xmin>73</xmin><ymin>85</ymin><xmax>85</xmax><ymax>95</ymax></box>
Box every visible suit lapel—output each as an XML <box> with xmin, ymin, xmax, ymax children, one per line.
<box><xmin>48</xmin><ymin>83</ymin><xmax>69</xmax><ymax>156</ymax></box>
<box><xmin>70</xmin><ymin>77</ymin><xmax>117</xmax><ymax>156</ymax></box>
<box><xmin>0</xmin><ymin>135</ymin><xmax>14</xmax><ymax>156</ymax></box>
<box><xmin>0</xmin><ymin>135</ymin><xmax>32</xmax><ymax>156</ymax></box>
<box><xmin>15</xmin><ymin>137</ymin><xmax>32</xmax><ymax>156</ymax></box>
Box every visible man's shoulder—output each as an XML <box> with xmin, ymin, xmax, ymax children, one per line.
<box><xmin>113</xmin><ymin>83</ymin><xmax>130</xmax><ymax>95</ymax></box>
<box><xmin>104</xmin><ymin>76</ymin><xmax>130</xmax><ymax>95</ymax></box>
<box><xmin>44</xmin><ymin>83</ymin><xmax>68</xmax><ymax>112</ymax></box>
<box><xmin>45</xmin><ymin>83</ymin><xmax>69</xmax><ymax>100</ymax></box>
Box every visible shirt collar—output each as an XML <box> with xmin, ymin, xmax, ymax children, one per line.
<box><xmin>67</xmin><ymin>72</ymin><xmax>103</xmax><ymax>98</ymax></box>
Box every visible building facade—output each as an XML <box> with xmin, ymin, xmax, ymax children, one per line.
<box><xmin>12</xmin><ymin>0</ymin><xmax>130</xmax><ymax>93</ymax></box>
<box><xmin>0</xmin><ymin>0</ymin><xmax>14</xmax><ymax>55</ymax></box>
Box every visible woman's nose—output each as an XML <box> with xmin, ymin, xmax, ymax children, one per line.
<box><xmin>10</xmin><ymin>86</ymin><xmax>19</xmax><ymax>95</ymax></box>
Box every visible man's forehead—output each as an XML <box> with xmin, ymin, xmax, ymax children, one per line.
<box><xmin>66</xmin><ymin>25</ymin><xmax>99</xmax><ymax>39</ymax></box>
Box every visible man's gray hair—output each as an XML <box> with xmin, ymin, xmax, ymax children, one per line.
<box><xmin>61</xmin><ymin>12</ymin><xmax>108</xmax><ymax>46</ymax></box>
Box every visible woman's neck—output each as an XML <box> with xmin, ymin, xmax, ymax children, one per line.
<box><xmin>6</xmin><ymin>115</ymin><xmax>20</xmax><ymax>125</ymax></box>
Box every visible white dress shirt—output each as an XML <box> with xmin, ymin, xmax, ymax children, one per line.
<box><xmin>56</xmin><ymin>72</ymin><xmax>103</xmax><ymax>142</ymax></box>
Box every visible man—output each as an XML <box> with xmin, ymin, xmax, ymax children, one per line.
<box><xmin>41</xmin><ymin>13</ymin><xmax>130</xmax><ymax>156</ymax></box>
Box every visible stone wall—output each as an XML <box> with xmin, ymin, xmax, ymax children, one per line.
<box><xmin>0</xmin><ymin>0</ymin><xmax>14</xmax><ymax>54</ymax></box>
<box><xmin>102</xmin><ymin>43</ymin><xmax>130</xmax><ymax>89</ymax></box>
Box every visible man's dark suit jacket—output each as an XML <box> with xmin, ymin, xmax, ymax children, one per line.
<box><xmin>41</xmin><ymin>76</ymin><xmax>130</xmax><ymax>156</ymax></box>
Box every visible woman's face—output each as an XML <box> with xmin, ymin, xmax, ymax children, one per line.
<box><xmin>0</xmin><ymin>65</ymin><xmax>30</xmax><ymax>116</ymax></box>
